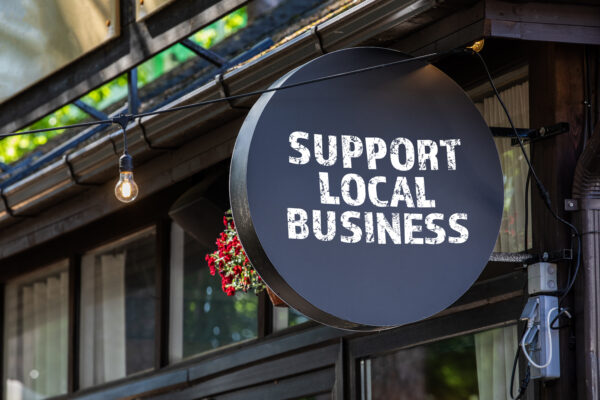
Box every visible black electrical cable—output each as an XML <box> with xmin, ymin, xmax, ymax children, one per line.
<box><xmin>509</xmin><ymin>345</ymin><xmax>521</xmax><ymax>399</ymax></box>
<box><xmin>0</xmin><ymin>50</ymin><xmax>444</xmax><ymax>139</ymax></box>
<box><xmin>0</xmin><ymin>120</ymin><xmax>112</xmax><ymax>138</ymax></box>
<box><xmin>550</xmin><ymin>308</ymin><xmax>573</xmax><ymax>330</ymax></box>
<box><xmin>524</xmin><ymin>170</ymin><xmax>531</xmax><ymax>252</ymax></box>
<box><xmin>510</xmin><ymin>325</ymin><xmax>532</xmax><ymax>400</ymax></box>
<box><xmin>1</xmin><ymin>47</ymin><xmax>584</xmax><ymax>302</ymax></box>
<box><xmin>510</xmin><ymin>351</ymin><xmax>530</xmax><ymax>400</ymax></box>
<box><xmin>1</xmin><ymin>49</ymin><xmax>584</xmax><ymax>303</ymax></box>
<box><xmin>471</xmin><ymin>50</ymin><xmax>581</xmax><ymax>306</ymax></box>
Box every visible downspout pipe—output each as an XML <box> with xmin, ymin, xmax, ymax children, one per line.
<box><xmin>572</xmin><ymin>123</ymin><xmax>600</xmax><ymax>400</ymax></box>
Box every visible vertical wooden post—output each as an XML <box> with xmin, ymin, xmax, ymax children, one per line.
<box><xmin>257</xmin><ymin>291</ymin><xmax>273</xmax><ymax>338</ymax></box>
<box><xmin>155</xmin><ymin>219</ymin><xmax>171</xmax><ymax>369</ymax></box>
<box><xmin>68</xmin><ymin>254</ymin><xmax>81</xmax><ymax>393</ymax></box>
<box><xmin>529</xmin><ymin>42</ymin><xmax>585</xmax><ymax>399</ymax></box>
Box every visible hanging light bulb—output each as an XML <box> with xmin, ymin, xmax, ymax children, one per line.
<box><xmin>115</xmin><ymin>153</ymin><xmax>138</xmax><ymax>203</ymax></box>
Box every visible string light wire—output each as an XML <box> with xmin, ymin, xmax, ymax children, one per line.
<box><xmin>0</xmin><ymin>44</ymin><xmax>582</xmax><ymax>295</ymax></box>
<box><xmin>0</xmin><ymin>50</ymin><xmax>444</xmax><ymax>139</ymax></box>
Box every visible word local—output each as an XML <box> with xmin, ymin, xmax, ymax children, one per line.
<box><xmin>285</xmin><ymin>132</ymin><xmax>469</xmax><ymax>245</ymax></box>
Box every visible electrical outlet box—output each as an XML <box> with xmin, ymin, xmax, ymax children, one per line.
<box><xmin>519</xmin><ymin>295</ymin><xmax>560</xmax><ymax>380</ymax></box>
<box><xmin>528</xmin><ymin>262</ymin><xmax>558</xmax><ymax>295</ymax></box>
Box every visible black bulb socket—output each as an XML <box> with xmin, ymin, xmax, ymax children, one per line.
<box><xmin>119</xmin><ymin>153</ymin><xmax>134</xmax><ymax>172</ymax></box>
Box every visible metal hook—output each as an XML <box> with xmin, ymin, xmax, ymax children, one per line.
<box><xmin>63</xmin><ymin>153</ymin><xmax>101</xmax><ymax>187</ymax></box>
<box><xmin>215</xmin><ymin>73</ymin><xmax>250</xmax><ymax>111</ymax></box>
<box><xmin>310</xmin><ymin>25</ymin><xmax>326</xmax><ymax>54</ymax></box>
<box><xmin>138</xmin><ymin>117</ymin><xmax>176</xmax><ymax>151</ymax></box>
<box><xmin>107</xmin><ymin>132</ymin><xmax>119</xmax><ymax>156</ymax></box>
<box><xmin>0</xmin><ymin>187</ymin><xmax>34</xmax><ymax>218</ymax></box>
<box><xmin>112</xmin><ymin>114</ymin><xmax>134</xmax><ymax>154</ymax></box>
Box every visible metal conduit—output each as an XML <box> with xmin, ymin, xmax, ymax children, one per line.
<box><xmin>572</xmin><ymin>123</ymin><xmax>600</xmax><ymax>400</ymax></box>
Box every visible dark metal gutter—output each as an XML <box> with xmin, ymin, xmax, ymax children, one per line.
<box><xmin>571</xmin><ymin>123</ymin><xmax>600</xmax><ymax>400</ymax></box>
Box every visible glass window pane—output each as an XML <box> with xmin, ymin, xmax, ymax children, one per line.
<box><xmin>3</xmin><ymin>260</ymin><xmax>69</xmax><ymax>400</ymax></box>
<box><xmin>474</xmin><ymin>80</ymin><xmax>532</xmax><ymax>252</ymax></box>
<box><xmin>273</xmin><ymin>307</ymin><xmax>309</xmax><ymax>332</ymax></box>
<box><xmin>79</xmin><ymin>228</ymin><xmax>156</xmax><ymax>388</ymax></box>
<box><xmin>364</xmin><ymin>325</ymin><xmax>519</xmax><ymax>400</ymax></box>
<box><xmin>169</xmin><ymin>223</ymin><xmax>258</xmax><ymax>363</ymax></box>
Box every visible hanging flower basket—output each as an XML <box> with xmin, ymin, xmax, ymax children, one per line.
<box><xmin>206</xmin><ymin>210</ymin><xmax>287</xmax><ymax>308</ymax></box>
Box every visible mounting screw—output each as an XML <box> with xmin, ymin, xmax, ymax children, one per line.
<box><xmin>565</xmin><ymin>199</ymin><xmax>578</xmax><ymax>211</ymax></box>
<box><xmin>140</xmin><ymin>0</ymin><xmax>144</xmax><ymax>4</ymax></box>
<box><xmin>106</xmin><ymin>19</ymin><xmax>111</xmax><ymax>27</ymax></box>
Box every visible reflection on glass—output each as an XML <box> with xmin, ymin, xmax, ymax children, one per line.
<box><xmin>364</xmin><ymin>326</ymin><xmax>518</xmax><ymax>400</ymax></box>
<box><xmin>273</xmin><ymin>307</ymin><xmax>310</xmax><ymax>332</ymax></box>
<box><xmin>3</xmin><ymin>261</ymin><xmax>69</xmax><ymax>400</ymax></box>
<box><xmin>169</xmin><ymin>223</ymin><xmax>258</xmax><ymax>362</ymax></box>
<box><xmin>79</xmin><ymin>228</ymin><xmax>156</xmax><ymax>388</ymax></box>
<box><xmin>474</xmin><ymin>81</ymin><xmax>532</xmax><ymax>252</ymax></box>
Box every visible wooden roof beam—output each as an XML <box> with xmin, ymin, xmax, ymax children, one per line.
<box><xmin>393</xmin><ymin>0</ymin><xmax>600</xmax><ymax>56</ymax></box>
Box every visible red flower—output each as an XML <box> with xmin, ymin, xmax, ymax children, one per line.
<box><xmin>208</xmin><ymin>210</ymin><xmax>265</xmax><ymax>296</ymax></box>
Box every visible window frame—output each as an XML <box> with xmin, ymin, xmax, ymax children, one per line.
<box><xmin>167</xmin><ymin>220</ymin><xmax>263</xmax><ymax>364</ymax></box>
<box><xmin>77</xmin><ymin>226</ymin><xmax>159</xmax><ymax>389</ymax></box>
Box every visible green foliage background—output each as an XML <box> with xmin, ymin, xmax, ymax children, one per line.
<box><xmin>0</xmin><ymin>7</ymin><xmax>247</xmax><ymax>164</ymax></box>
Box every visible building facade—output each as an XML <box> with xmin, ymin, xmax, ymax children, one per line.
<box><xmin>0</xmin><ymin>0</ymin><xmax>598</xmax><ymax>399</ymax></box>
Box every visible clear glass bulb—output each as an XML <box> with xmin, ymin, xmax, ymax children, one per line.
<box><xmin>115</xmin><ymin>171</ymin><xmax>139</xmax><ymax>203</ymax></box>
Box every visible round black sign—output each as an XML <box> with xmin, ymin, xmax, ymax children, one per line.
<box><xmin>230</xmin><ymin>47</ymin><xmax>503</xmax><ymax>331</ymax></box>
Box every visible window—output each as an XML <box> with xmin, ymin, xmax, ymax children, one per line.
<box><xmin>169</xmin><ymin>223</ymin><xmax>258</xmax><ymax>363</ymax></box>
<box><xmin>361</xmin><ymin>325</ymin><xmax>519</xmax><ymax>400</ymax></box>
<box><xmin>472</xmin><ymin>75</ymin><xmax>532</xmax><ymax>252</ymax></box>
<box><xmin>3</xmin><ymin>260</ymin><xmax>69</xmax><ymax>400</ymax></box>
<box><xmin>79</xmin><ymin>228</ymin><xmax>156</xmax><ymax>388</ymax></box>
